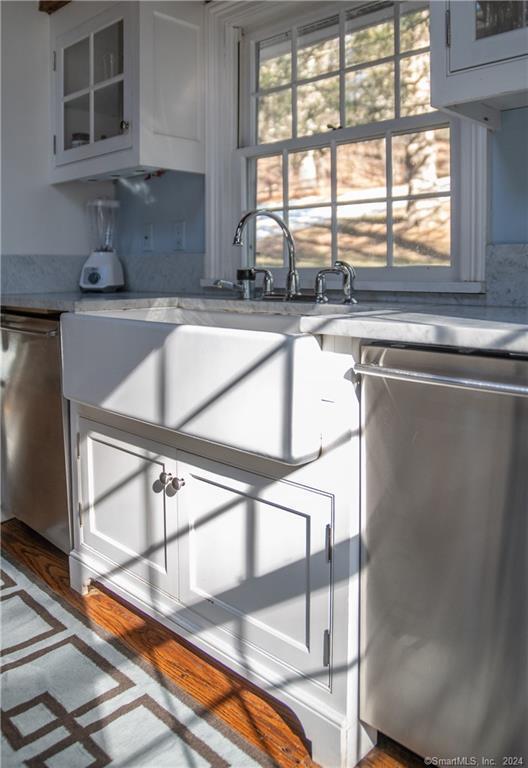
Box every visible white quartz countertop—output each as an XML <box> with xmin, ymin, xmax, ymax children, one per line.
<box><xmin>2</xmin><ymin>292</ymin><xmax>527</xmax><ymax>354</ymax></box>
<box><xmin>298</xmin><ymin>305</ymin><xmax>528</xmax><ymax>354</ymax></box>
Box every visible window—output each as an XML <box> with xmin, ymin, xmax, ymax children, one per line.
<box><xmin>206</xmin><ymin>1</ymin><xmax>487</xmax><ymax>291</ymax></box>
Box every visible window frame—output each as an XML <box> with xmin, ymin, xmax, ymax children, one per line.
<box><xmin>204</xmin><ymin>0</ymin><xmax>488</xmax><ymax>293</ymax></box>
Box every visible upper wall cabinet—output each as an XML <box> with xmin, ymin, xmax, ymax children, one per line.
<box><xmin>430</xmin><ymin>1</ymin><xmax>528</xmax><ymax>129</ymax></box>
<box><xmin>50</xmin><ymin>1</ymin><xmax>204</xmax><ymax>182</ymax></box>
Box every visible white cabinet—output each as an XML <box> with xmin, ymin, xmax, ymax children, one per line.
<box><xmin>51</xmin><ymin>1</ymin><xmax>204</xmax><ymax>182</ymax></box>
<box><xmin>75</xmin><ymin>417</ymin><xmax>333</xmax><ymax>681</ymax></box>
<box><xmin>78</xmin><ymin>419</ymin><xmax>180</xmax><ymax>595</ymax></box>
<box><xmin>430</xmin><ymin>1</ymin><xmax>528</xmax><ymax>128</ymax></box>
<box><xmin>177</xmin><ymin>452</ymin><xmax>333</xmax><ymax>683</ymax></box>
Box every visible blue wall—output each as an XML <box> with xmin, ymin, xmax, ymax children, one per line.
<box><xmin>116</xmin><ymin>170</ymin><xmax>205</xmax><ymax>255</ymax></box>
<box><xmin>490</xmin><ymin>106</ymin><xmax>528</xmax><ymax>244</ymax></box>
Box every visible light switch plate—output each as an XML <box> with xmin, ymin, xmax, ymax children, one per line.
<box><xmin>173</xmin><ymin>220</ymin><xmax>186</xmax><ymax>251</ymax></box>
<box><xmin>143</xmin><ymin>222</ymin><xmax>154</xmax><ymax>252</ymax></box>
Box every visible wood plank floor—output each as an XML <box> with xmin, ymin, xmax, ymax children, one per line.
<box><xmin>1</xmin><ymin>519</ymin><xmax>420</xmax><ymax>768</ymax></box>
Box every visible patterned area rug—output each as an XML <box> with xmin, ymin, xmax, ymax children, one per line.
<box><xmin>0</xmin><ymin>554</ymin><xmax>275</xmax><ymax>767</ymax></box>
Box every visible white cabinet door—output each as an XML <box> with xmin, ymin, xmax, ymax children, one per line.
<box><xmin>78</xmin><ymin>419</ymin><xmax>179</xmax><ymax>596</ymax></box>
<box><xmin>55</xmin><ymin>3</ymin><xmax>134</xmax><ymax>167</ymax></box>
<box><xmin>50</xmin><ymin>1</ymin><xmax>204</xmax><ymax>181</ymax></box>
<box><xmin>449</xmin><ymin>1</ymin><xmax>528</xmax><ymax>72</ymax></box>
<box><xmin>177</xmin><ymin>452</ymin><xmax>333</xmax><ymax>683</ymax></box>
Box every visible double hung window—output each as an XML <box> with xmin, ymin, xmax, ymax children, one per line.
<box><xmin>229</xmin><ymin>1</ymin><xmax>485</xmax><ymax>290</ymax></box>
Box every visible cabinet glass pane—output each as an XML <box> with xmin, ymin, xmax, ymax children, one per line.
<box><xmin>63</xmin><ymin>37</ymin><xmax>89</xmax><ymax>96</ymax></box>
<box><xmin>94</xmin><ymin>20</ymin><xmax>124</xmax><ymax>84</ymax></box>
<box><xmin>64</xmin><ymin>94</ymin><xmax>90</xmax><ymax>150</ymax></box>
<box><xmin>94</xmin><ymin>82</ymin><xmax>123</xmax><ymax>142</ymax></box>
<box><xmin>476</xmin><ymin>1</ymin><xmax>528</xmax><ymax>39</ymax></box>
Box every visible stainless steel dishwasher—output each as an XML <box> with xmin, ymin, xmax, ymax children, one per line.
<box><xmin>1</xmin><ymin>312</ymin><xmax>70</xmax><ymax>552</ymax></box>
<box><xmin>357</xmin><ymin>344</ymin><xmax>528</xmax><ymax>761</ymax></box>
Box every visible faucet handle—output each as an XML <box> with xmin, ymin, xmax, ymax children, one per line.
<box><xmin>334</xmin><ymin>260</ymin><xmax>357</xmax><ymax>304</ymax></box>
<box><xmin>253</xmin><ymin>268</ymin><xmax>274</xmax><ymax>295</ymax></box>
<box><xmin>213</xmin><ymin>279</ymin><xmax>239</xmax><ymax>291</ymax></box>
<box><xmin>314</xmin><ymin>271</ymin><xmax>329</xmax><ymax>303</ymax></box>
<box><xmin>334</xmin><ymin>260</ymin><xmax>356</xmax><ymax>280</ymax></box>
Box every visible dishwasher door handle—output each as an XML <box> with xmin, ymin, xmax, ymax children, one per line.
<box><xmin>0</xmin><ymin>324</ymin><xmax>58</xmax><ymax>338</ymax></box>
<box><xmin>355</xmin><ymin>362</ymin><xmax>528</xmax><ymax>398</ymax></box>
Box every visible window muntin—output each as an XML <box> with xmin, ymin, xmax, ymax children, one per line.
<box><xmin>254</xmin><ymin>127</ymin><xmax>450</xmax><ymax>269</ymax></box>
<box><xmin>248</xmin><ymin>2</ymin><xmax>455</xmax><ymax>276</ymax></box>
<box><xmin>254</xmin><ymin>2</ymin><xmax>432</xmax><ymax>145</ymax></box>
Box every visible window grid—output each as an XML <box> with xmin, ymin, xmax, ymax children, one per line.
<box><xmin>252</xmin><ymin>125</ymin><xmax>451</xmax><ymax>269</ymax></box>
<box><xmin>248</xmin><ymin>2</ymin><xmax>453</xmax><ymax>273</ymax></box>
<box><xmin>253</xmin><ymin>3</ymin><xmax>431</xmax><ymax>141</ymax></box>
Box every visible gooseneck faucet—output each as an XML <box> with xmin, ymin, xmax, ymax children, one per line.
<box><xmin>232</xmin><ymin>210</ymin><xmax>301</xmax><ymax>300</ymax></box>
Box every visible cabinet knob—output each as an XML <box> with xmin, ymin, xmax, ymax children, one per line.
<box><xmin>159</xmin><ymin>471</ymin><xmax>172</xmax><ymax>485</ymax></box>
<box><xmin>171</xmin><ymin>477</ymin><xmax>186</xmax><ymax>491</ymax></box>
<box><xmin>120</xmin><ymin>120</ymin><xmax>130</xmax><ymax>133</ymax></box>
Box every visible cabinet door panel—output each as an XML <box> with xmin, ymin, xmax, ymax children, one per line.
<box><xmin>55</xmin><ymin>4</ymin><xmax>133</xmax><ymax>166</ymax></box>
<box><xmin>177</xmin><ymin>453</ymin><xmax>333</xmax><ymax>683</ymax></box>
<box><xmin>79</xmin><ymin>419</ymin><xmax>178</xmax><ymax>595</ymax></box>
<box><xmin>449</xmin><ymin>1</ymin><xmax>528</xmax><ymax>72</ymax></box>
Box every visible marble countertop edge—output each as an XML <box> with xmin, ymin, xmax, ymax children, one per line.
<box><xmin>2</xmin><ymin>291</ymin><xmax>527</xmax><ymax>354</ymax></box>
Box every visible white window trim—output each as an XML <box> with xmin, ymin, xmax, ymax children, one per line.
<box><xmin>204</xmin><ymin>0</ymin><xmax>488</xmax><ymax>293</ymax></box>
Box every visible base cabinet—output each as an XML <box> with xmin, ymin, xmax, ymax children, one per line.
<box><xmin>177</xmin><ymin>453</ymin><xmax>333</xmax><ymax>684</ymax></box>
<box><xmin>78</xmin><ymin>419</ymin><xmax>180</xmax><ymax>595</ymax></box>
<box><xmin>66</xmin><ymin>332</ymin><xmax>369</xmax><ymax>768</ymax></box>
<box><xmin>76</xmin><ymin>418</ymin><xmax>333</xmax><ymax>683</ymax></box>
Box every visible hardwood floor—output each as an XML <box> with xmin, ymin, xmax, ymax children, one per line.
<box><xmin>1</xmin><ymin>519</ymin><xmax>420</xmax><ymax>768</ymax></box>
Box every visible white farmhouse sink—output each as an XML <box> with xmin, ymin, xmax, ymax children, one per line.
<box><xmin>61</xmin><ymin>309</ymin><xmax>323</xmax><ymax>464</ymax></box>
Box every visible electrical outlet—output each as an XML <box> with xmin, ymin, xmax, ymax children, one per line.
<box><xmin>143</xmin><ymin>222</ymin><xmax>154</xmax><ymax>252</ymax></box>
<box><xmin>173</xmin><ymin>220</ymin><xmax>186</xmax><ymax>251</ymax></box>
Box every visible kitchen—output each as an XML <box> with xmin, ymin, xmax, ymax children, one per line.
<box><xmin>1</xmin><ymin>1</ymin><xmax>527</xmax><ymax>767</ymax></box>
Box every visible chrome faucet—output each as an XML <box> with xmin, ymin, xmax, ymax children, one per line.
<box><xmin>233</xmin><ymin>210</ymin><xmax>300</xmax><ymax>300</ymax></box>
<box><xmin>253</xmin><ymin>268</ymin><xmax>274</xmax><ymax>296</ymax></box>
<box><xmin>315</xmin><ymin>260</ymin><xmax>357</xmax><ymax>304</ymax></box>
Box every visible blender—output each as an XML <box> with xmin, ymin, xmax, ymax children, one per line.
<box><xmin>80</xmin><ymin>199</ymin><xmax>125</xmax><ymax>291</ymax></box>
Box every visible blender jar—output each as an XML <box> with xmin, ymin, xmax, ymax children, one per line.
<box><xmin>87</xmin><ymin>199</ymin><xmax>120</xmax><ymax>252</ymax></box>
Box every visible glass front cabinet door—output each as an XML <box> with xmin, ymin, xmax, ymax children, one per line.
<box><xmin>55</xmin><ymin>4</ymin><xmax>133</xmax><ymax>166</ymax></box>
<box><xmin>449</xmin><ymin>1</ymin><xmax>528</xmax><ymax>72</ymax></box>
<box><xmin>430</xmin><ymin>1</ymin><xmax>528</xmax><ymax>126</ymax></box>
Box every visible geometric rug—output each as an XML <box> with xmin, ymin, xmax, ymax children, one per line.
<box><xmin>0</xmin><ymin>554</ymin><xmax>276</xmax><ymax>767</ymax></box>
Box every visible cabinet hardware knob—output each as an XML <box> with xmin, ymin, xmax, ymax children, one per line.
<box><xmin>171</xmin><ymin>477</ymin><xmax>186</xmax><ymax>491</ymax></box>
<box><xmin>120</xmin><ymin>120</ymin><xmax>130</xmax><ymax>133</ymax></box>
<box><xmin>159</xmin><ymin>471</ymin><xmax>172</xmax><ymax>485</ymax></box>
